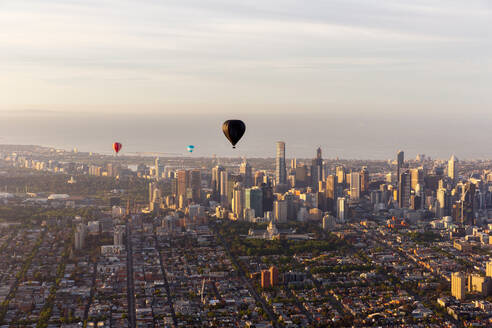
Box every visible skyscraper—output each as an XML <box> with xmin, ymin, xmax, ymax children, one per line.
<box><xmin>410</xmin><ymin>168</ymin><xmax>424</xmax><ymax>191</ymax></box>
<box><xmin>176</xmin><ymin>170</ymin><xmax>190</xmax><ymax>198</ymax></box>
<box><xmin>254</xmin><ymin>171</ymin><xmax>265</xmax><ymax>186</ymax></box>
<box><xmin>360</xmin><ymin>167</ymin><xmax>369</xmax><ymax>193</ymax></box>
<box><xmin>245</xmin><ymin>187</ymin><xmax>263</xmax><ymax>218</ymax></box>
<box><xmin>350</xmin><ymin>172</ymin><xmax>361</xmax><ymax>201</ymax></box>
<box><xmin>397</xmin><ymin>150</ymin><xmax>404</xmax><ymax>184</ymax></box>
<box><xmin>239</xmin><ymin>160</ymin><xmax>252</xmax><ymax>188</ymax></box>
<box><xmin>275</xmin><ymin>141</ymin><xmax>286</xmax><ymax>186</ymax></box>
<box><xmin>325</xmin><ymin>175</ymin><xmax>337</xmax><ymax>212</ymax></box>
<box><xmin>311</xmin><ymin>147</ymin><xmax>323</xmax><ymax>191</ymax></box>
<box><xmin>337</xmin><ymin>197</ymin><xmax>346</xmax><ymax>221</ymax></box>
<box><xmin>274</xmin><ymin>199</ymin><xmax>288</xmax><ymax>222</ymax></box>
<box><xmin>190</xmin><ymin>169</ymin><xmax>201</xmax><ymax>203</ymax></box>
<box><xmin>155</xmin><ymin>157</ymin><xmax>160</xmax><ymax>180</ymax></box>
<box><xmin>448</xmin><ymin>155</ymin><xmax>457</xmax><ymax>180</ymax></box>
<box><xmin>232</xmin><ymin>182</ymin><xmax>244</xmax><ymax>220</ymax></box>
<box><xmin>398</xmin><ymin>170</ymin><xmax>411</xmax><ymax>208</ymax></box>
<box><xmin>336</xmin><ymin>166</ymin><xmax>345</xmax><ymax>185</ymax></box>
<box><xmin>212</xmin><ymin>165</ymin><xmax>225</xmax><ymax>201</ymax></box>
<box><xmin>436</xmin><ymin>188</ymin><xmax>447</xmax><ymax>218</ymax></box>
<box><xmin>220</xmin><ymin>170</ymin><xmax>229</xmax><ymax>206</ymax></box>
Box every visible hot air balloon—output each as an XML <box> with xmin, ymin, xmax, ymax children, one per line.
<box><xmin>187</xmin><ymin>145</ymin><xmax>195</xmax><ymax>153</ymax></box>
<box><xmin>113</xmin><ymin>142</ymin><xmax>122</xmax><ymax>154</ymax></box>
<box><xmin>222</xmin><ymin>120</ymin><xmax>246</xmax><ymax>148</ymax></box>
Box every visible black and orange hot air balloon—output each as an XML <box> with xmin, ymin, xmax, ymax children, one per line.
<box><xmin>222</xmin><ymin>120</ymin><xmax>245</xmax><ymax>148</ymax></box>
<box><xmin>113</xmin><ymin>142</ymin><xmax>122</xmax><ymax>154</ymax></box>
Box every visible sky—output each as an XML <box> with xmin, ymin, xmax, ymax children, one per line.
<box><xmin>0</xmin><ymin>0</ymin><xmax>491</xmax><ymax>158</ymax></box>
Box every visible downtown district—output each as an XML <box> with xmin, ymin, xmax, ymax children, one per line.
<box><xmin>0</xmin><ymin>143</ymin><xmax>491</xmax><ymax>327</ymax></box>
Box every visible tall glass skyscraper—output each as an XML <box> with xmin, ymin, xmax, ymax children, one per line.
<box><xmin>276</xmin><ymin>141</ymin><xmax>286</xmax><ymax>185</ymax></box>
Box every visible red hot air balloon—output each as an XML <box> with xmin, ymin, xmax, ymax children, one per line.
<box><xmin>113</xmin><ymin>142</ymin><xmax>122</xmax><ymax>154</ymax></box>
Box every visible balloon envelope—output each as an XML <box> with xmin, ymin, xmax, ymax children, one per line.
<box><xmin>222</xmin><ymin>120</ymin><xmax>246</xmax><ymax>148</ymax></box>
<box><xmin>113</xmin><ymin>142</ymin><xmax>122</xmax><ymax>154</ymax></box>
<box><xmin>187</xmin><ymin>145</ymin><xmax>195</xmax><ymax>153</ymax></box>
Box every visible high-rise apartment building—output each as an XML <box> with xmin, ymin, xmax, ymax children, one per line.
<box><xmin>350</xmin><ymin>172</ymin><xmax>361</xmax><ymax>200</ymax></box>
<box><xmin>451</xmin><ymin>272</ymin><xmax>466</xmax><ymax>300</ymax></box>
<box><xmin>220</xmin><ymin>171</ymin><xmax>229</xmax><ymax>206</ymax></box>
<box><xmin>232</xmin><ymin>183</ymin><xmax>244</xmax><ymax>220</ymax></box>
<box><xmin>448</xmin><ymin>155</ymin><xmax>457</xmax><ymax>180</ymax></box>
<box><xmin>269</xmin><ymin>266</ymin><xmax>279</xmax><ymax>286</ymax></box>
<box><xmin>276</xmin><ymin>141</ymin><xmax>287</xmax><ymax>185</ymax></box>
<box><xmin>360</xmin><ymin>167</ymin><xmax>369</xmax><ymax>193</ymax></box>
<box><xmin>261</xmin><ymin>270</ymin><xmax>271</xmax><ymax>288</ymax></box>
<box><xmin>337</xmin><ymin>197</ymin><xmax>347</xmax><ymax>221</ymax></box>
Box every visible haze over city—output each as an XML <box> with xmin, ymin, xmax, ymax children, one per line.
<box><xmin>1</xmin><ymin>0</ymin><xmax>491</xmax><ymax>158</ymax></box>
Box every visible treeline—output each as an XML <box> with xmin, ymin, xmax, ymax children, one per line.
<box><xmin>0</xmin><ymin>206</ymin><xmax>100</xmax><ymax>223</ymax></box>
<box><xmin>0</xmin><ymin>171</ymin><xmax>148</xmax><ymax>201</ymax></box>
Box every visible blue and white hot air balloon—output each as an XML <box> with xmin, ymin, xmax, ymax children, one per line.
<box><xmin>187</xmin><ymin>145</ymin><xmax>195</xmax><ymax>153</ymax></box>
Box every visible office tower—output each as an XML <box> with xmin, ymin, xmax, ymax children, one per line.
<box><xmin>190</xmin><ymin>169</ymin><xmax>201</xmax><ymax>203</ymax></box>
<box><xmin>275</xmin><ymin>141</ymin><xmax>287</xmax><ymax>185</ymax></box>
<box><xmin>336</xmin><ymin>166</ymin><xmax>345</xmax><ymax>185</ymax></box>
<box><xmin>254</xmin><ymin>171</ymin><xmax>265</xmax><ymax>186</ymax></box>
<box><xmin>448</xmin><ymin>155</ymin><xmax>457</xmax><ymax>180</ymax></box>
<box><xmin>311</xmin><ymin>147</ymin><xmax>323</xmax><ymax>190</ymax></box>
<box><xmin>274</xmin><ymin>199</ymin><xmax>288</xmax><ymax>222</ymax></box>
<box><xmin>295</xmin><ymin>165</ymin><xmax>308</xmax><ymax>188</ymax></box>
<box><xmin>245</xmin><ymin>187</ymin><xmax>263</xmax><ymax>218</ymax></box>
<box><xmin>451</xmin><ymin>272</ymin><xmax>466</xmax><ymax>300</ymax></box>
<box><xmin>155</xmin><ymin>157</ymin><xmax>160</xmax><ymax>179</ymax></box>
<box><xmin>350</xmin><ymin>172</ymin><xmax>361</xmax><ymax>200</ymax></box>
<box><xmin>261</xmin><ymin>183</ymin><xmax>274</xmax><ymax>212</ymax></box>
<box><xmin>212</xmin><ymin>165</ymin><xmax>225</xmax><ymax>201</ymax></box>
<box><xmin>337</xmin><ymin>197</ymin><xmax>346</xmax><ymax>221</ymax></box>
<box><xmin>436</xmin><ymin>188</ymin><xmax>447</xmax><ymax>218</ymax></box>
<box><xmin>410</xmin><ymin>168</ymin><xmax>424</xmax><ymax>191</ymax></box>
<box><xmin>486</xmin><ymin>261</ymin><xmax>492</xmax><ymax>278</ymax></box>
<box><xmin>261</xmin><ymin>270</ymin><xmax>271</xmax><ymax>288</ymax></box>
<box><xmin>220</xmin><ymin>170</ymin><xmax>229</xmax><ymax>206</ymax></box>
<box><xmin>461</xmin><ymin>182</ymin><xmax>475</xmax><ymax>225</ymax></box>
<box><xmin>325</xmin><ymin>175</ymin><xmax>337</xmax><ymax>212</ymax></box>
<box><xmin>398</xmin><ymin>171</ymin><xmax>411</xmax><ymax>208</ymax></box>
<box><xmin>360</xmin><ymin>167</ymin><xmax>369</xmax><ymax>193</ymax></box>
<box><xmin>176</xmin><ymin>170</ymin><xmax>190</xmax><ymax>198</ymax></box>
<box><xmin>232</xmin><ymin>183</ymin><xmax>244</xmax><ymax>219</ymax></box>
<box><xmin>239</xmin><ymin>160</ymin><xmax>252</xmax><ymax>188</ymax></box>
<box><xmin>397</xmin><ymin>150</ymin><xmax>404</xmax><ymax>183</ymax></box>
<box><xmin>269</xmin><ymin>266</ymin><xmax>279</xmax><ymax>286</ymax></box>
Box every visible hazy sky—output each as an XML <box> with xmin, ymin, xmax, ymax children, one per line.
<box><xmin>0</xmin><ymin>1</ymin><xmax>491</xmax><ymax>157</ymax></box>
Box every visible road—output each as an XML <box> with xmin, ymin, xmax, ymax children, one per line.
<box><xmin>212</xmin><ymin>226</ymin><xmax>281</xmax><ymax>328</ymax></box>
<box><xmin>126</xmin><ymin>222</ymin><xmax>136</xmax><ymax>328</ymax></box>
<box><xmin>153</xmin><ymin>233</ymin><xmax>178</xmax><ymax>327</ymax></box>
